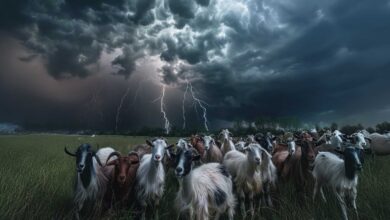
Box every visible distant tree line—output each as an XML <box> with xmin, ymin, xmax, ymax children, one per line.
<box><xmin>7</xmin><ymin>118</ymin><xmax>390</xmax><ymax>137</ymax></box>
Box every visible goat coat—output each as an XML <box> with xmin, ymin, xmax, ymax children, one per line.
<box><xmin>223</xmin><ymin>150</ymin><xmax>262</xmax><ymax>195</ymax></box>
<box><xmin>135</xmin><ymin>154</ymin><xmax>165</xmax><ymax>206</ymax></box>
<box><xmin>74</xmin><ymin>147</ymin><xmax>115</xmax><ymax>210</ymax></box>
<box><xmin>368</xmin><ymin>133</ymin><xmax>390</xmax><ymax>155</ymax></box>
<box><xmin>175</xmin><ymin>163</ymin><xmax>236</xmax><ymax>220</ymax></box>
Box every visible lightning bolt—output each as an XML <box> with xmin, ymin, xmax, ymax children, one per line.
<box><xmin>182</xmin><ymin>82</ymin><xmax>189</xmax><ymax>129</ymax></box>
<box><xmin>160</xmin><ymin>85</ymin><xmax>171</xmax><ymax>134</ymax></box>
<box><xmin>115</xmin><ymin>86</ymin><xmax>131</xmax><ymax>132</ymax></box>
<box><xmin>188</xmin><ymin>82</ymin><xmax>209</xmax><ymax>131</ymax></box>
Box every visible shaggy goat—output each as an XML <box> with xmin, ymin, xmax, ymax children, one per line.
<box><xmin>64</xmin><ymin>144</ymin><xmax>114</xmax><ymax>219</ymax></box>
<box><xmin>174</xmin><ymin>148</ymin><xmax>236</xmax><ymax>220</ymax></box>
<box><xmin>312</xmin><ymin>147</ymin><xmax>362</xmax><ymax>220</ymax></box>
<box><xmin>223</xmin><ymin>143</ymin><xmax>264</xmax><ymax>218</ymax></box>
<box><xmin>135</xmin><ymin>138</ymin><xmax>173</xmax><ymax>220</ymax></box>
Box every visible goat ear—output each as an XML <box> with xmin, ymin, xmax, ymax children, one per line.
<box><xmin>192</xmin><ymin>155</ymin><xmax>201</xmax><ymax>161</ymax></box>
<box><xmin>365</xmin><ymin>137</ymin><xmax>372</xmax><ymax>143</ymax></box>
<box><xmin>146</xmin><ymin>140</ymin><xmax>153</xmax><ymax>147</ymax></box>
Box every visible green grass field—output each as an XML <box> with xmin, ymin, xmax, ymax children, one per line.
<box><xmin>0</xmin><ymin>134</ymin><xmax>389</xmax><ymax>219</ymax></box>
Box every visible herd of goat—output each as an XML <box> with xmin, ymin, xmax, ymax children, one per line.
<box><xmin>64</xmin><ymin>129</ymin><xmax>390</xmax><ymax>220</ymax></box>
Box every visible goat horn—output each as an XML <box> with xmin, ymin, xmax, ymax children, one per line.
<box><xmin>105</xmin><ymin>151</ymin><xmax>121</xmax><ymax>165</ymax></box>
<box><xmin>64</xmin><ymin>147</ymin><xmax>76</xmax><ymax>157</ymax></box>
<box><xmin>128</xmin><ymin>151</ymin><xmax>139</xmax><ymax>157</ymax></box>
<box><xmin>93</xmin><ymin>152</ymin><xmax>103</xmax><ymax>167</ymax></box>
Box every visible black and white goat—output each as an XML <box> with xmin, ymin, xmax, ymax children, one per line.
<box><xmin>135</xmin><ymin>138</ymin><xmax>173</xmax><ymax>220</ymax></box>
<box><xmin>312</xmin><ymin>147</ymin><xmax>363</xmax><ymax>220</ymax></box>
<box><xmin>64</xmin><ymin>144</ymin><xmax>115</xmax><ymax>219</ymax></box>
<box><xmin>174</xmin><ymin>148</ymin><xmax>236</xmax><ymax>220</ymax></box>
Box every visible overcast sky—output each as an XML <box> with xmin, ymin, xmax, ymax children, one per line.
<box><xmin>1</xmin><ymin>0</ymin><xmax>390</xmax><ymax>131</ymax></box>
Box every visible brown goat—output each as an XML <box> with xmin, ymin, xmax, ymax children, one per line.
<box><xmin>190</xmin><ymin>135</ymin><xmax>206</xmax><ymax>157</ymax></box>
<box><xmin>104</xmin><ymin>151</ymin><xmax>140</xmax><ymax>209</ymax></box>
<box><xmin>273</xmin><ymin>140</ymin><xmax>316</xmax><ymax>202</ymax></box>
<box><xmin>202</xmin><ymin>135</ymin><xmax>223</xmax><ymax>163</ymax></box>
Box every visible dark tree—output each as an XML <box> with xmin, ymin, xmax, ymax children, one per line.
<box><xmin>376</xmin><ymin>121</ymin><xmax>390</xmax><ymax>134</ymax></box>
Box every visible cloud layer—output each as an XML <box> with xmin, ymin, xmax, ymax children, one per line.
<box><xmin>1</xmin><ymin>0</ymin><xmax>390</xmax><ymax>129</ymax></box>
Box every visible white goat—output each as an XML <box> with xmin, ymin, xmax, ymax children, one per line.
<box><xmin>135</xmin><ymin>138</ymin><xmax>173</xmax><ymax>220</ymax></box>
<box><xmin>331</xmin><ymin>130</ymin><xmax>345</xmax><ymax>150</ymax></box>
<box><xmin>223</xmin><ymin>143</ymin><xmax>264</xmax><ymax>218</ymax></box>
<box><xmin>259</xmin><ymin>149</ymin><xmax>277</xmax><ymax>208</ymax></box>
<box><xmin>312</xmin><ymin>147</ymin><xmax>363</xmax><ymax>220</ymax></box>
<box><xmin>220</xmin><ymin>129</ymin><xmax>236</xmax><ymax>155</ymax></box>
<box><xmin>287</xmin><ymin>137</ymin><xmax>296</xmax><ymax>155</ymax></box>
<box><xmin>235</xmin><ymin>139</ymin><xmax>246</xmax><ymax>153</ymax></box>
<box><xmin>174</xmin><ymin>148</ymin><xmax>236</xmax><ymax>220</ymax></box>
<box><xmin>64</xmin><ymin>144</ymin><xmax>115</xmax><ymax>220</ymax></box>
<box><xmin>177</xmin><ymin>138</ymin><xmax>191</xmax><ymax>150</ymax></box>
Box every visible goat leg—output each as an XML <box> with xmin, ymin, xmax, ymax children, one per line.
<box><xmin>154</xmin><ymin>199</ymin><xmax>160</xmax><ymax>220</ymax></box>
<box><xmin>334</xmin><ymin>188</ymin><xmax>348</xmax><ymax>220</ymax></box>
<box><xmin>239</xmin><ymin>188</ymin><xmax>246</xmax><ymax>219</ymax></box>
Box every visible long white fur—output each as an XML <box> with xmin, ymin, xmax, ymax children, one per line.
<box><xmin>175</xmin><ymin>163</ymin><xmax>236</xmax><ymax>220</ymax></box>
<box><xmin>73</xmin><ymin>147</ymin><xmax>115</xmax><ymax>218</ymax></box>
<box><xmin>312</xmin><ymin>151</ymin><xmax>359</xmax><ymax>220</ymax></box>
<box><xmin>136</xmin><ymin>154</ymin><xmax>165</xmax><ymax>204</ymax></box>
<box><xmin>135</xmin><ymin>139</ymin><xmax>167</xmax><ymax>219</ymax></box>
<box><xmin>223</xmin><ymin>143</ymin><xmax>263</xmax><ymax>217</ymax></box>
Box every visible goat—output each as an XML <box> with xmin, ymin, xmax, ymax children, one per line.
<box><xmin>223</xmin><ymin>143</ymin><xmax>264</xmax><ymax>218</ymax></box>
<box><xmin>177</xmin><ymin>138</ymin><xmax>191</xmax><ymax>150</ymax></box>
<box><xmin>246</xmin><ymin>135</ymin><xmax>256</xmax><ymax>143</ymax></box>
<box><xmin>190</xmin><ymin>135</ymin><xmax>206</xmax><ymax>157</ymax></box>
<box><xmin>64</xmin><ymin>144</ymin><xmax>114</xmax><ymax>219</ymax></box>
<box><xmin>135</xmin><ymin>138</ymin><xmax>173</xmax><ymax>220</ymax></box>
<box><xmin>220</xmin><ymin>129</ymin><xmax>236</xmax><ymax>155</ymax></box>
<box><xmin>258</xmin><ymin>149</ymin><xmax>277</xmax><ymax>208</ymax></box>
<box><xmin>255</xmin><ymin>132</ymin><xmax>275</xmax><ymax>153</ymax></box>
<box><xmin>234</xmin><ymin>139</ymin><xmax>246</xmax><ymax>153</ymax></box>
<box><xmin>273</xmin><ymin>140</ymin><xmax>316</xmax><ymax>202</ymax></box>
<box><xmin>104</xmin><ymin>151</ymin><xmax>140</xmax><ymax>209</ymax></box>
<box><xmin>202</xmin><ymin>135</ymin><xmax>223</xmax><ymax>163</ymax></box>
<box><xmin>173</xmin><ymin>148</ymin><xmax>236</xmax><ymax>220</ymax></box>
<box><xmin>312</xmin><ymin>147</ymin><xmax>362</xmax><ymax>220</ymax></box>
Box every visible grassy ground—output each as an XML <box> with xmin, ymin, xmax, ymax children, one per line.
<box><xmin>0</xmin><ymin>134</ymin><xmax>389</xmax><ymax>220</ymax></box>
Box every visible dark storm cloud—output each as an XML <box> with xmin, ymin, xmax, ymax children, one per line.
<box><xmin>1</xmin><ymin>0</ymin><xmax>390</xmax><ymax>129</ymax></box>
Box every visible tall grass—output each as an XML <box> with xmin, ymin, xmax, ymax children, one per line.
<box><xmin>0</xmin><ymin>134</ymin><xmax>389</xmax><ymax>219</ymax></box>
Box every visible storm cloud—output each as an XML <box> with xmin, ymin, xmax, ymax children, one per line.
<box><xmin>1</xmin><ymin>0</ymin><xmax>390</xmax><ymax>130</ymax></box>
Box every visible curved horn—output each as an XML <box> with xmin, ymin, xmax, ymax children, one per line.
<box><xmin>94</xmin><ymin>152</ymin><xmax>103</xmax><ymax>167</ymax></box>
<box><xmin>105</xmin><ymin>151</ymin><xmax>121</xmax><ymax>165</ymax></box>
<box><xmin>128</xmin><ymin>151</ymin><xmax>139</xmax><ymax>156</ymax></box>
<box><xmin>64</xmin><ymin>147</ymin><xmax>76</xmax><ymax>157</ymax></box>
<box><xmin>128</xmin><ymin>151</ymin><xmax>140</xmax><ymax>164</ymax></box>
